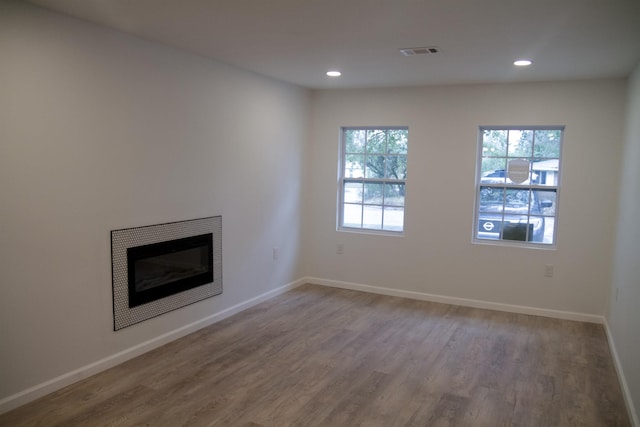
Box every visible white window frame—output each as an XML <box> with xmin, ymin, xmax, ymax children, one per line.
<box><xmin>338</xmin><ymin>127</ymin><xmax>408</xmax><ymax>234</ymax></box>
<box><xmin>473</xmin><ymin>126</ymin><xmax>564</xmax><ymax>248</ymax></box>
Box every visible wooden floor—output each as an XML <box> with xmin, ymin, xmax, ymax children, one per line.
<box><xmin>0</xmin><ymin>284</ymin><xmax>630</xmax><ymax>427</ymax></box>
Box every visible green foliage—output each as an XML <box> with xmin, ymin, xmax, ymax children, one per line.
<box><xmin>344</xmin><ymin>128</ymin><xmax>408</xmax><ymax>198</ymax></box>
<box><xmin>533</xmin><ymin>130</ymin><xmax>561</xmax><ymax>158</ymax></box>
<box><xmin>366</xmin><ymin>130</ymin><xmax>386</xmax><ymax>154</ymax></box>
<box><xmin>483</xmin><ymin>129</ymin><xmax>508</xmax><ymax>157</ymax></box>
<box><xmin>481</xmin><ymin>128</ymin><xmax>561</xmax><ymax>174</ymax></box>
<box><xmin>345</xmin><ymin>129</ymin><xmax>365</xmax><ymax>153</ymax></box>
<box><xmin>481</xmin><ymin>130</ymin><xmax>508</xmax><ymax>173</ymax></box>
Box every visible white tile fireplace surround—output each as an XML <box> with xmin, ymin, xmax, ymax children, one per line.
<box><xmin>111</xmin><ymin>216</ymin><xmax>223</xmax><ymax>330</ymax></box>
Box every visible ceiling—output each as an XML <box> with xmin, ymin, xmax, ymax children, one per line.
<box><xmin>25</xmin><ymin>0</ymin><xmax>640</xmax><ymax>89</ymax></box>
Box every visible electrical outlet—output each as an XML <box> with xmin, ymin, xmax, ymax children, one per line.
<box><xmin>273</xmin><ymin>247</ymin><xmax>279</xmax><ymax>260</ymax></box>
<box><xmin>544</xmin><ymin>264</ymin><xmax>554</xmax><ymax>278</ymax></box>
<box><xmin>336</xmin><ymin>243</ymin><xmax>344</xmax><ymax>255</ymax></box>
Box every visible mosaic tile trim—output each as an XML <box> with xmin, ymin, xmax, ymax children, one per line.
<box><xmin>111</xmin><ymin>216</ymin><xmax>222</xmax><ymax>330</ymax></box>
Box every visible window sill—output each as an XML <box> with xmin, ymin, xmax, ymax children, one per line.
<box><xmin>338</xmin><ymin>226</ymin><xmax>405</xmax><ymax>237</ymax></box>
<box><xmin>472</xmin><ymin>238</ymin><xmax>557</xmax><ymax>250</ymax></box>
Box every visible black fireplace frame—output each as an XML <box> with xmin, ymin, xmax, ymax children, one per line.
<box><xmin>127</xmin><ymin>233</ymin><xmax>214</xmax><ymax>308</ymax></box>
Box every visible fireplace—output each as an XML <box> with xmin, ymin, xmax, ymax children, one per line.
<box><xmin>111</xmin><ymin>216</ymin><xmax>222</xmax><ymax>330</ymax></box>
<box><xmin>127</xmin><ymin>233</ymin><xmax>214</xmax><ymax>308</ymax></box>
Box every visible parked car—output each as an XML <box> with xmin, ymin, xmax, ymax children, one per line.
<box><xmin>478</xmin><ymin>172</ymin><xmax>551</xmax><ymax>242</ymax></box>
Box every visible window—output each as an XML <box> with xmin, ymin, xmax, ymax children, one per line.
<box><xmin>339</xmin><ymin>127</ymin><xmax>408</xmax><ymax>233</ymax></box>
<box><xmin>474</xmin><ymin>126</ymin><xmax>563</xmax><ymax>246</ymax></box>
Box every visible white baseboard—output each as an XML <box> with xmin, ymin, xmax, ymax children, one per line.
<box><xmin>604</xmin><ymin>320</ymin><xmax>639</xmax><ymax>427</ymax></box>
<box><xmin>303</xmin><ymin>276</ymin><xmax>605</xmax><ymax>324</ymax></box>
<box><xmin>0</xmin><ymin>278</ymin><xmax>306</xmax><ymax>415</ymax></box>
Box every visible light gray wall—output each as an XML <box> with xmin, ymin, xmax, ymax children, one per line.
<box><xmin>608</xmin><ymin>63</ymin><xmax>640</xmax><ymax>425</ymax></box>
<box><xmin>305</xmin><ymin>80</ymin><xmax>625</xmax><ymax>315</ymax></box>
<box><xmin>0</xmin><ymin>1</ymin><xmax>309</xmax><ymax>403</ymax></box>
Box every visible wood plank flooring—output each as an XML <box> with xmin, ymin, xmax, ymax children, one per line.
<box><xmin>0</xmin><ymin>284</ymin><xmax>630</xmax><ymax>426</ymax></box>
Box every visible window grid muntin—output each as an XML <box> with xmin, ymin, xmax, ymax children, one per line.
<box><xmin>340</xmin><ymin>127</ymin><xmax>408</xmax><ymax>233</ymax></box>
<box><xmin>475</xmin><ymin>126</ymin><xmax>563</xmax><ymax>246</ymax></box>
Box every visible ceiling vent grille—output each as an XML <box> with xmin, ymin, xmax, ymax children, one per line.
<box><xmin>399</xmin><ymin>46</ymin><xmax>440</xmax><ymax>56</ymax></box>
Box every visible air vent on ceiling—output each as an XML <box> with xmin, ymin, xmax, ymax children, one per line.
<box><xmin>399</xmin><ymin>46</ymin><xmax>441</xmax><ymax>56</ymax></box>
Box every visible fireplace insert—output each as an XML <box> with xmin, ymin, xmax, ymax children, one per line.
<box><xmin>127</xmin><ymin>233</ymin><xmax>213</xmax><ymax>308</ymax></box>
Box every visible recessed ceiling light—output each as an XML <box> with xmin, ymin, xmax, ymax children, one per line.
<box><xmin>513</xmin><ymin>59</ymin><xmax>533</xmax><ymax>67</ymax></box>
<box><xmin>326</xmin><ymin>70</ymin><xmax>342</xmax><ymax>77</ymax></box>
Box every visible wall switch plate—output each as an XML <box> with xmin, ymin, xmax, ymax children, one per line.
<box><xmin>273</xmin><ymin>247</ymin><xmax>278</xmax><ymax>260</ymax></box>
<box><xmin>544</xmin><ymin>264</ymin><xmax>554</xmax><ymax>277</ymax></box>
<box><xmin>336</xmin><ymin>243</ymin><xmax>344</xmax><ymax>255</ymax></box>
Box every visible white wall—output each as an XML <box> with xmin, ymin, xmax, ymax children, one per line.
<box><xmin>305</xmin><ymin>80</ymin><xmax>625</xmax><ymax>316</ymax></box>
<box><xmin>608</xmin><ymin>63</ymin><xmax>640</xmax><ymax>425</ymax></box>
<box><xmin>0</xmin><ymin>1</ymin><xmax>309</xmax><ymax>405</ymax></box>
